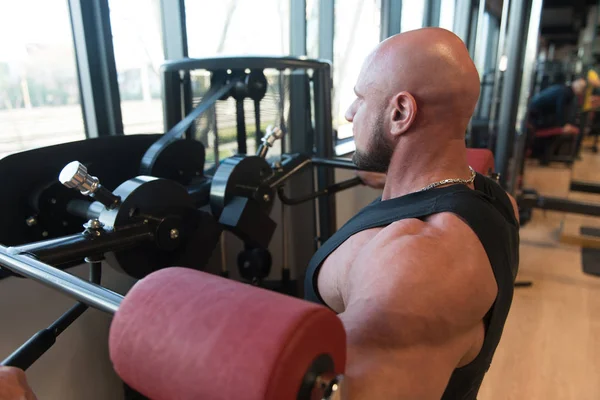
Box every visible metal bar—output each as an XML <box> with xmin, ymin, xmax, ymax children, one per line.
<box><xmin>267</xmin><ymin>155</ymin><xmax>358</xmax><ymax>190</ymax></box>
<box><xmin>2</xmin><ymin>329</ymin><xmax>57</xmax><ymax>369</ymax></box>
<box><xmin>313</xmin><ymin>66</ymin><xmax>337</xmax><ymax>242</ymax></box>
<box><xmin>68</xmin><ymin>0</ymin><xmax>124</xmax><ymax>138</ymax></box>
<box><xmin>508</xmin><ymin>0</ymin><xmax>543</xmax><ymax>193</ymax></box>
<box><xmin>423</xmin><ymin>0</ymin><xmax>442</xmax><ymax>27</ymax></box>
<box><xmin>453</xmin><ymin>0</ymin><xmax>473</xmax><ymax>44</ymax></box>
<box><xmin>161</xmin><ymin>57</ymin><xmax>331</xmax><ymax>73</ymax></box>
<box><xmin>160</xmin><ymin>0</ymin><xmax>188</xmax><ymax>60</ymax></box>
<box><xmin>570</xmin><ymin>180</ymin><xmax>600</xmax><ymax>194</ymax></box>
<box><xmin>520</xmin><ymin>195</ymin><xmax>600</xmax><ymax>217</ymax></box>
<box><xmin>422</xmin><ymin>0</ymin><xmax>432</xmax><ymax>27</ymax></box>
<box><xmin>66</xmin><ymin>200</ymin><xmax>104</xmax><ymax>220</ymax></box>
<box><xmin>465</xmin><ymin>0</ymin><xmax>486</xmax><ymax>145</ymax></box>
<box><xmin>494</xmin><ymin>0</ymin><xmax>530</xmax><ymax>187</ymax></box>
<box><xmin>488</xmin><ymin>0</ymin><xmax>509</xmax><ymax>139</ymax></box>
<box><xmin>290</xmin><ymin>0</ymin><xmax>307</xmax><ymax>55</ymax></box>
<box><xmin>473</xmin><ymin>0</ymin><xmax>487</xmax><ymax>78</ymax></box>
<box><xmin>9</xmin><ymin>224</ymin><xmax>154</xmax><ymax>266</ymax></box>
<box><xmin>162</xmin><ymin>70</ymin><xmax>184</xmax><ymax>132</ymax></box>
<box><xmin>278</xmin><ymin>177</ymin><xmax>363</xmax><ymax>206</ymax></box>
<box><xmin>2</xmin><ymin>262</ymin><xmax>102</xmax><ymax>369</ymax></box>
<box><xmin>0</xmin><ymin>246</ymin><xmax>122</xmax><ymax>314</ymax></box>
<box><xmin>278</xmin><ymin>71</ymin><xmax>287</xmax><ymax>153</ymax></box>
<box><xmin>268</xmin><ymin>158</ymin><xmax>313</xmax><ymax>189</ymax></box>
<box><xmin>236</xmin><ymin>100</ymin><xmax>247</xmax><ymax>154</ymax></box>
<box><xmin>381</xmin><ymin>0</ymin><xmax>402</xmax><ymax>40</ymax></box>
<box><xmin>311</xmin><ymin>157</ymin><xmax>357</xmax><ymax>170</ymax></box>
<box><xmin>287</xmin><ymin>0</ymin><xmax>319</xmax><ymax>288</ymax></box>
<box><xmin>140</xmin><ymin>79</ymin><xmax>239</xmax><ymax>174</ymax></box>
<box><xmin>160</xmin><ymin>0</ymin><xmax>191</xmax><ymax>134</ymax></box>
<box><xmin>254</xmin><ymin>101</ymin><xmax>262</xmax><ymax>151</ymax></box>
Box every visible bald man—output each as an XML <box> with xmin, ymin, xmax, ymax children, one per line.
<box><xmin>305</xmin><ymin>28</ymin><xmax>519</xmax><ymax>399</ymax></box>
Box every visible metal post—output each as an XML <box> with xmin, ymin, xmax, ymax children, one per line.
<box><xmin>423</xmin><ymin>0</ymin><xmax>442</xmax><ymax>27</ymax></box>
<box><xmin>68</xmin><ymin>0</ymin><xmax>124</xmax><ymax>138</ymax></box>
<box><xmin>453</xmin><ymin>0</ymin><xmax>472</xmax><ymax>44</ymax></box>
<box><xmin>507</xmin><ymin>0</ymin><xmax>543</xmax><ymax>193</ymax></box>
<box><xmin>473</xmin><ymin>0</ymin><xmax>487</xmax><ymax>78</ymax></box>
<box><xmin>487</xmin><ymin>0</ymin><xmax>510</xmax><ymax>141</ymax></box>
<box><xmin>160</xmin><ymin>0</ymin><xmax>188</xmax><ymax>60</ymax></box>
<box><xmin>0</xmin><ymin>246</ymin><xmax>122</xmax><ymax>315</ymax></box>
<box><xmin>313</xmin><ymin>65</ymin><xmax>336</xmax><ymax>243</ymax></box>
<box><xmin>318</xmin><ymin>0</ymin><xmax>334</xmax><ymax>61</ymax></box>
<box><xmin>465</xmin><ymin>0</ymin><xmax>487</xmax><ymax>145</ymax></box>
<box><xmin>159</xmin><ymin>0</ymin><xmax>191</xmax><ymax>134</ymax></box>
<box><xmin>381</xmin><ymin>0</ymin><xmax>402</xmax><ymax>39</ymax></box>
<box><xmin>494</xmin><ymin>0</ymin><xmax>531</xmax><ymax>187</ymax></box>
<box><xmin>290</xmin><ymin>0</ymin><xmax>307</xmax><ymax>56</ymax></box>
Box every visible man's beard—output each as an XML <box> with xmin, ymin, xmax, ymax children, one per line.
<box><xmin>352</xmin><ymin>117</ymin><xmax>394</xmax><ymax>173</ymax></box>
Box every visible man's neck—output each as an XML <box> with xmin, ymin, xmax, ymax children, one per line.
<box><xmin>382</xmin><ymin>137</ymin><xmax>471</xmax><ymax>200</ymax></box>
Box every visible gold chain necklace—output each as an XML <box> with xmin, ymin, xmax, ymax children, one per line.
<box><xmin>416</xmin><ymin>166</ymin><xmax>476</xmax><ymax>192</ymax></box>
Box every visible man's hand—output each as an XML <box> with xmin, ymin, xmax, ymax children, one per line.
<box><xmin>356</xmin><ymin>171</ymin><xmax>386</xmax><ymax>189</ymax></box>
<box><xmin>0</xmin><ymin>367</ymin><xmax>37</xmax><ymax>400</ymax></box>
<box><xmin>563</xmin><ymin>123</ymin><xmax>579</xmax><ymax>134</ymax></box>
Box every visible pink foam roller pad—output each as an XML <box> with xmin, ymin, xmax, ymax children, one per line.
<box><xmin>109</xmin><ymin>267</ymin><xmax>346</xmax><ymax>400</ymax></box>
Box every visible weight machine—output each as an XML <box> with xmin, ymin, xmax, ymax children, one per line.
<box><xmin>0</xmin><ymin>57</ymin><xmax>363</xmax><ymax>390</ymax></box>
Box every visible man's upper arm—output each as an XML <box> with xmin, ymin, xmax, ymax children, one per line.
<box><xmin>338</xmin><ymin>222</ymin><xmax>497</xmax><ymax>399</ymax></box>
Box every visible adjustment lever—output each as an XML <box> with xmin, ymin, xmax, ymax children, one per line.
<box><xmin>257</xmin><ymin>126</ymin><xmax>284</xmax><ymax>159</ymax></box>
<box><xmin>1</xmin><ymin>262</ymin><xmax>101</xmax><ymax>370</ymax></box>
<box><xmin>59</xmin><ymin>161</ymin><xmax>121</xmax><ymax>209</ymax></box>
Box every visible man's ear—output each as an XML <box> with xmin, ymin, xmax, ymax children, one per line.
<box><xmin>389</xmin><ymin>92</ymin><xmax>417</xmax><ymax>137</ymax></box>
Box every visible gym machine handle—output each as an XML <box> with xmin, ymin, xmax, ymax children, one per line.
<box><xmin>263</xmin><ymin>153</ymin><xmax>362</xmax><ymax>206</ymax></box>
<box><xmin>2</xmin><ymin>263</ymin><xmax>101</xmax><ymax>370</ymax></box>
<box><xmin>278</xmin><ymin>177</ymin><xmax>363</xmax><ymax>206</ymax></box>
<box><xmin>8</xmin><ymin>223</ymin><xmax>154</xmax><ymax>266</ymax></box>
<box><xmin>2</xmin><ymin>328</ymin><xmax>57</xmax><ymax>370</ymax></box>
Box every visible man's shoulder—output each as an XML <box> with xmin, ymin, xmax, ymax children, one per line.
<box><xmin>377</xmin><ymin>212</ymin><xmax>480</xmax><ymax>248</ymax></box>
<box><xmin>361</xmin><ymin>212</ymin><xmax>493</xmax><ymax>280</ymax></box>
<box><xmin>347</xmin><ymin>214</ymin><xmax>497</xmax><ymax>334</ymax></box>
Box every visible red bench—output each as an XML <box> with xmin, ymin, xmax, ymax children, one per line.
<box><xmin>466</xmin><ymin>148</ymin><xmax>495</xmax><ymax>175</ymax></box>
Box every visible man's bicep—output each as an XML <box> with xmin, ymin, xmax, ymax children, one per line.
<box><xmin>337</xmin><ymin>231</ymin><xmax>495</xmax><ymax>399</ymax></box>
<box><xmin>338</xmin><ymin>304</ymin><xmax>462</xmax><ymax>400</ymax></box>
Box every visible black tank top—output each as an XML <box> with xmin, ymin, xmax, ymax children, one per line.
<box><xmin>304</xmin><ymin>174</ymin><xmax>520</xmax><ymax>400</ymax></box>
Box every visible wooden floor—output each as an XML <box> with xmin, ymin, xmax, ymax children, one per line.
<box><xmin>478</xmin><ymin>141</ymin><xmax>600</xmax><ymax>399</ymax></box>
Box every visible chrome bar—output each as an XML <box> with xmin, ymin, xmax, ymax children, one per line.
<box><xmin>0</xmin><ymin>245</ymin><xmax>122</xmax><ymax>314</ymax></box>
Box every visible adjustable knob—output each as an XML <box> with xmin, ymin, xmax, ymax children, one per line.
<box><xmin>257</xmin><ymin>126</ymin><xmax>284</xmax><ymax>159</ymax></box>
<box><xmin>59</xmin><ymin>161</ymin><xmax>121</xmax><ymax>209</ymax></box>
<box><xmin>59</xmin><ymin>161</ymin><xmax>99</xmax><ymax>194</ymax></box>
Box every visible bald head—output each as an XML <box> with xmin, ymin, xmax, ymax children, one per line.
<box><xmin>347</xmin><ymin>28</ymin><xmax>480</xmax><ymax>171</ymax></box>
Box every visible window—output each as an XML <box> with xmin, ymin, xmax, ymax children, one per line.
<box><xmin>0</xmin><ymin>0</ymin><xmax>85</xmax><ymax>159</ymax></box>
<box><xmin>333</xmin><ymin>0</ymin><xmax>381</xmax><ymax>140</ymax></box>
<box><xmin>401</xmin><ymin>0</ymin><xmax>426</xmax><ymax>32</ymax></box>
<box><xmin>185</xmin><ymin>0</ymin><xmax>290</xmax><ymax>57</ymax></box>
<box><xmin>109</xmin><ymin>0</ymin><xmax>165</xmax><ymax>134</ymax></box>
<box><xmin>439</xmin><ymin>0</ymin><xmax>456</xmax><ymax>31</ymax></box>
